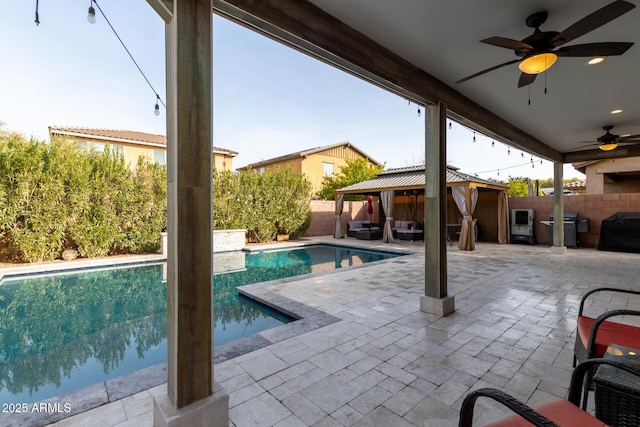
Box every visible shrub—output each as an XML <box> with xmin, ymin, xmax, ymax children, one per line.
<box><xmin>0</xmin><ymin>133</ymin><xmax>166</xmax><ymax>262</ymax></box>
<box><xmin>213</xmin><ymin>167</ymin><xmax>312</xmax><ymax>243</ymax></box>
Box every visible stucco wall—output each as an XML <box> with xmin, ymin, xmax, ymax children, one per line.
<box><xmin>302</xmin><ymin>200</ymin><xmax>372</xmax><ymax>237</ymax></box>
<box><xmin>585</xmin><ymin>157</ymin><xmax>640</xmax><ymax>194</ymax></box>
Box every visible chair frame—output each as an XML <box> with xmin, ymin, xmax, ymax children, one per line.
<box><xmin>573</xmin><ymin>287</ymin><xmax>640</xmax><ymax>367</ymax></box>
<box><xmin>459</xmin><ymin>359</ymin><xmax>640</xmax><ymax>427</ymax></box>
<box><xmin>573</xmin><ymin>287</ymin><xmax>640</xmax><ymax>409</ymax></box>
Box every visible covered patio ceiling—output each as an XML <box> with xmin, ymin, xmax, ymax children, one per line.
<box><xmin>211</xmin><ymin>0</ymin><xmax>640</xmax><ymax>165</ymax></box>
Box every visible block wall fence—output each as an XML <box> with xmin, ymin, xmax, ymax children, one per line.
<box><xmin>305</xmin><ymin>194</ymin><xmax>640</xmax><ymax>249</ymax></box>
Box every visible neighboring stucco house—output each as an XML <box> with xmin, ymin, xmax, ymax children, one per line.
<box><xmin>573</xmin><ymin>157</ymin><xmax>640</xmax><ymax>194</ymax></box>
<box><xmin>237</xmin><ymin>141</ymin><xmax>381</xmax><ymax>195</ymax></box>
<box><xmin>49</xmin><ymin>126</ymin><xmax>238</xmax><ymax>170</ymax></box>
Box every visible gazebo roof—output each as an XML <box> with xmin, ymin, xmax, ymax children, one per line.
<box><xmin>335</xmin><ymin>165</ymin><xmax>507</xmax><ymax>195</ymax></box>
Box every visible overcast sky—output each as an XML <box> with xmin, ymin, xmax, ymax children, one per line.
<box><xmin>1</xmin><ymin>1</ymin><xmax>583</xmax><ymax>180</ymax></box>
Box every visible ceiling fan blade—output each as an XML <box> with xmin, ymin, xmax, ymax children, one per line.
<box><xmin>518</xmin><ymin>72</ymin><xmax>536</xmax><ymax>88</ymax></box>
<box><xmin>481</xmin><ymin>36</ymin><xmax>533</xmax><ymax>51</ymax></box>
<box><xmin>555</xmin><ymin>42</ymin><xmax>634</xmax><ymax>57</ymax></box>
<box><xmin>551</xmin><ymin>0</ymin><xmax>636</xmax><ymax>46</ymax></box>
<box><xmin>455</xmin><ymin>59</ymin><xmax>520</xmax><ymax>84</ymax></box>
<box><xmin>618</xmin><ymin>135</ymin><xmax>640</xmax><ymax>142</ymax></box>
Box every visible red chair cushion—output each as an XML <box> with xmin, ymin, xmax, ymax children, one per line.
<box><xmin>485</xmin><ymin>400</ymin><xmax>608</xmax><ymax>427</ymax></box>
<box><xmin>577</xmin><ymin>316</ymin><xmax>640</xmax><ymax>357</ymax></box>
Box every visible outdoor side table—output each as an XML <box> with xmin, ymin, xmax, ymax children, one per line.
<box><xmin>594</xmin><ymin>343</ymin><xmax>640</xmax><ymax>427</ymax></box>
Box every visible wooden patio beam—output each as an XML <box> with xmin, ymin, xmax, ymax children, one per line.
<box><xmin>146</xmin><ymin>0</ymin><xmax>173</xmax><ymax>23</ymax></box>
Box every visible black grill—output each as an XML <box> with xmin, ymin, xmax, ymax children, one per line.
<box><xmin>549</xmin><ymin>212</ymin><xmax>589</xmax><ymax>248</ymax></box>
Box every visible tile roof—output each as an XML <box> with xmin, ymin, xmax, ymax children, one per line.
<box><xmin>336</xmin><ymin>164</ymin><xmax>507</xmax><ymax>194</ymax></box>
<box><xmin>48</xmin><ymin>126</ymin><xmax>238</xmax><ymax>156</ymax></box>
<box><xmin>238</xmin><ymin>141</ymin><xmax>380</xmax><ymax>169</ymax></box>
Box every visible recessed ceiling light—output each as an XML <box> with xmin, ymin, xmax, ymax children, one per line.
<box><xmin>610</xmin><ymin>109</ymin><xmax>623</xmax><ymax>114</ymax></box>
<box><xmin>587</xmin><ymin>57</ymin><xmax>605</xmax><ymax>65</ymax></box>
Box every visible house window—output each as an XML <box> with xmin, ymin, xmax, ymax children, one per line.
<box><xmin>77</xmin><ymin>140</ymin><xmax>123</xmax><ymax>155</ymax></box>
<box><xmin>259</xmin><ymin>167</ymin><xmax>265</xmax><ymax>175</ymax></box>
<box><xmin>153</xmin><ymin>149</ymin><xmax>166</xmax><ymax>165</ymax></box>
<box><xmin>323</xmin><ymin>162</ymin><xmax>334</xmax><ymax>176</ymax></box>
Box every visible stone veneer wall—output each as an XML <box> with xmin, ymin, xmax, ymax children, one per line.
<box><xmin>161</xmin><ymin>229</ymin><xmax>246</xmax><ymax>256</ymax></box>
<box><xmin>509</xmin><ymin>193</ymin><xmax>640</xmax><ymax>248</ymax></box>
<box><xmin>213</xmin><ymin>229</ymin><xmax>246</xmax><ymax>252</ymax></box>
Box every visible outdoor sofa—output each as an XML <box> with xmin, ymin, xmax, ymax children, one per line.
<box><xmin>347</xmin><ymin>220</ymin><xmax>380</xmax><ymax>237</ymax></box>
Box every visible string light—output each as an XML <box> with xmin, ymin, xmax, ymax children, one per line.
<box><xmin>507</xmin><ymin>147</ymin><xmax>511</xmax><ymax>155</ymax></box>
<box><xmin>497</xmin><ymin>170</ymin><xmax>500</xmax><ymax>176</ymax></box>
<box><xmin>449</xmin><ymin>121</ymin><xmax>452</xmax><ymax>130</ymax></box>
<box><xmin>530</xmin><ymin>156</ymin><xmax>534</xmax><ymax>163</ymax></box>
<box><xmin>88</xmin><ymin>0</ymin><xmax>165</xmax><ymax>114</ymax></box>
<box><xmin>473</xmin><ymin>132</ymin><xmax>476</xmax><ymax>143</ymax></box>
<box><xmin>521</xmin><ymin>152</ymin><xmax>524</xmax><ymax>158</ymax></box>
<box><xmin>34</xmin><ymin>0</ymin><xmax>40</xmax><ymax>25</ymax></box>
<box><xmin>491</xmin><ymin>140</ymin><xmax>495</xmax><ymax>148</ymax></box>
<box><xmin>417</xmin><ymin>107</ymin><xmax>421</xmax><ymax>117</ymax></box>
<box><xmin>88</xmin><ymin>0</ymin><xmax>96</xmax><ymax>23</ymax></box>
<box><xmin>540</xmin><ymin>159</ymin><xmax>543</xmax><ymax>165</ymax></box>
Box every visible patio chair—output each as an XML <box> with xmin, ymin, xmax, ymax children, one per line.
<box><xmin>458</xmin><ymin>359</ymin><xmax>640</xmax><ymax>427</ymax></box>
<box><xmin>574</xmin><ymin>287</ymin><xmax>640</xmax><ymax>366</ymax></box>
<box><xmin>573</xmin><ymin>287</ymin><xmax>640</xmax><ymax>409</ymax></box>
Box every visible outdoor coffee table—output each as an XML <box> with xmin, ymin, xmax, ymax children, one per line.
<box><xmin>355</xmin><ymin>229</ymin><xmax>382</xmax><ymax>240</ymax></box>
<box><xmin>593</xmin><ymin>343</ymin><xmax>640</xmax><ymax>427</ymax></box>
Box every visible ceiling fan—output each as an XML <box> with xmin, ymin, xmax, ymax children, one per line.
<box><xmin>581</xmin><ymin>125</ymin><xmax>640</xmax><ymax>151</ymax></box>
<box><xmin>456</xmin><ymin>0</ymin><xmax>636</xmax><ymax>87</ymax></box>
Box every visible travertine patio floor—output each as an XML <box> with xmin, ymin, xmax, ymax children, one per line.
<box><xmin>33</xmin><ymin>237</ymin><xmax>640</xmax><ymax>426</ymax></box>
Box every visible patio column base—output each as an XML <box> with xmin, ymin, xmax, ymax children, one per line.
<box><xmin>420</xmin><ymin>295</ymin><xmax>455</xmax><ymax>317</ymax></box>
<box><xmin>550</xmin><ymin>246</ymin><xmax>568</xmax><ymax>254</ymax></box>
<box><xmin>153</xmin><ymin>382</ymin><xmax>229</xmax><ymax>427</ymax></box>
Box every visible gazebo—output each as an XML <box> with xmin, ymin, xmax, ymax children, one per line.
<box><xmin>334</xmin><ymin>165</ymin><xmax>509</xmax><ymax>250</ymax></box>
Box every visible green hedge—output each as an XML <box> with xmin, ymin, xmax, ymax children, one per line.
<box><xmin>0</xmin><ymin>133</ymin><xmax>167</xmax><ymax>262</ymax></box>
<box><xmin>213</xmin><ymin>167</ymin><xmax>312</xmax><ymax>243</ymax></box>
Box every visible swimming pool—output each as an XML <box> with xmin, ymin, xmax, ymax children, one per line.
<box><xmin>0</xmin><ymin>244</ymin><xmax>401</xmax><ymax>404</ymax></box>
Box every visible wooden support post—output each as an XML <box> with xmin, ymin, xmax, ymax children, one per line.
<box><xmin>551</xmin><ymin>162</ymin><xmax>567</xmax><ymax>254</ymax></box>
<box><xmin>421</xmin><ymin>102</ymin><xmax>454</xmax><ymax>316</ymax></box>
<box><xmin>154</xmin><ymin>0</ymin><xmax>228</xmax><ymax>425</ymax></box>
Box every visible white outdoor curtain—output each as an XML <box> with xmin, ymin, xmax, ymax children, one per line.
<box><xmin>452</xmin><ymin>185</ymin><xmax>478</xmax><ymax>250</ymax></box>
<box><xmin>333</xmin><ymin>194</ymin><xmax>344</xmax><ymax>238</ymax></box>
<box><xmin>381</xmin><ymin>190</ymin><xmax>395</xmax><ymax>243</ymax></box>
<box><xmin>497</xmin><ymin>189</ymin><xmax>509</xmax><ymax>244</ymax></box>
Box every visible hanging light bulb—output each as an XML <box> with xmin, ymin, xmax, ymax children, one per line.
<box><xmin>491</xmin><ymin>140</ymin><xmax>495</xmax><ymax>148</ymax></box>
<box><xmin>417</xmin><ymin>107</ymin><xmax>421</xmax><ymax>117</ymax></box>
<box><xmin>87</xmin><ymin>0</ymin><xmax>96</xmax><ymax>23</ymax></box>
<box><xmin>532</xmin><ymin>163</ymin><xmax>535</xmax><ymax>168</ymax></box>
<box><xmin>530</xmin><ymin>156</ymin><xmax>534</xmax><ymax>163</ymax></box>
<box><xmin>521</xmin><ymin>152</ymin><xmax>524</xmax><ymax>158</ymax></box>
<box><xmin>449</xmin><ymin>121</ymin><xmax>452</xmax><ymax>130</ymax></box>
<box><xmin>507</xmin><ymin>147</ymin><xmax>511</xmax><ymax>155</ymax></box>
<box><xmin>473</xmin><ymin>132</ymin><xmax>476</xmax><ymax>143</ymax></box>
<box><xmin>154</xmin><ymin>95</ymin><xmax>160</xmax><ymax>116</ymax></box>
<box><xmin>540</xmin><ymin>159</ymin><xmax>543</xmax><ymax>165</ymax></box>
<box><xmin>497</xmin><ymin>170</ymin><xmax>500</xmax><ymax>176</ymax></box>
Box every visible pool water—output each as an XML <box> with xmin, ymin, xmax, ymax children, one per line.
<box><xmin>0</xmin><ymin>244</ymin><xmax>400</xmax><ymax>403</ymax></box>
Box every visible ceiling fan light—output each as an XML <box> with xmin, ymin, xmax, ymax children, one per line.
<box><xmin>599</xmin><ymin>142</ymin><xmax>618</xmax><ymax>151</ymax></box>
<box><xmin>518</xmin><ymin>52</ymin><xmax>557</xmax><ymax>74</ymax></box>
<box><xmin>587</xmin><ymin>57</ymin><xmax>605</xmax><ymax>65</ymax></box>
